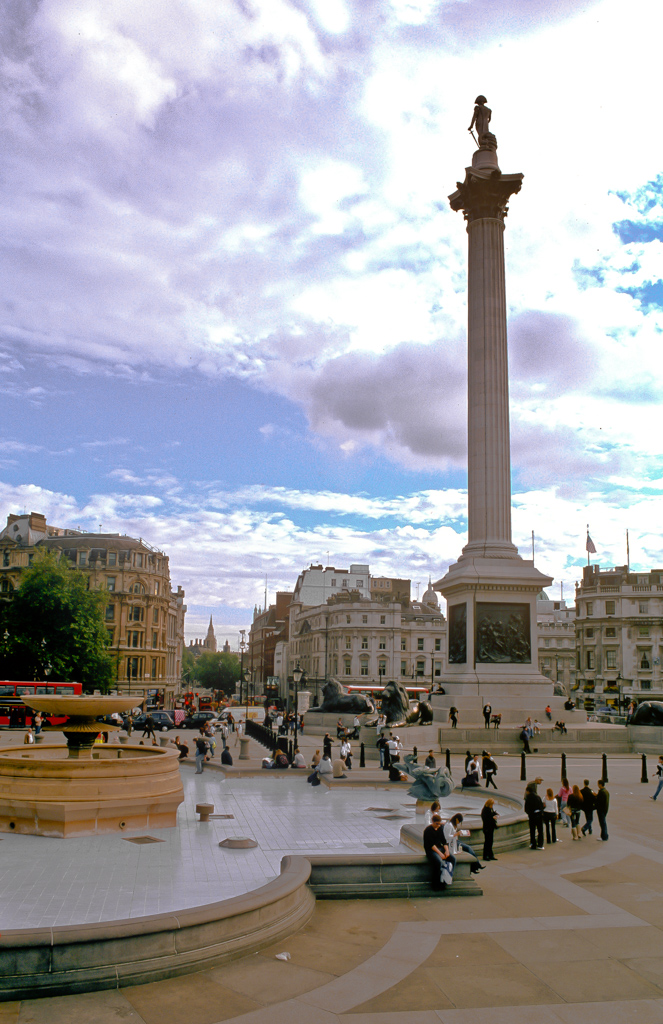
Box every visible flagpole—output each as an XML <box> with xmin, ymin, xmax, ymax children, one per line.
<box><xmin>587</xmin><ymin>523</ymin><xmax>590</xmax><ymax>567</ymax></box>
<box><xmin>626</xmin><ymin>529</ymin><xmax>630</xmax><ymax>572</ymax></box>
<box><xmin>531</xmin><ymin>530</ymin><xmax>535</xmax><ymax>560</ymax></box>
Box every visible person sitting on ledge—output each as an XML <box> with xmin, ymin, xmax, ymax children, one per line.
<box><xmin>318</xmin><ymin>753</ymin><xmax>333</xmax><ymax>775</ymax></box>
<box><xmin>332</xmin><ymin>755</ymin><xmax>347</xmax><ymax>779</ymax></box>
<box><xmin>563</xmin><ymin>699</ymin><xmax>576</xmax><ymax>711</ymax></box>
<box><xmin>221</xmin><ymin>746</ymin><xmax>233</xmax><ymax>766</ymax></box>
<box><xmin>291</xmin><ymin>747</ymin><xmax>306</xmax><ymax>768</ymax></box>
<box><xmin>554</xmin><ymin>720</ymin><xmax>567</xmax><ymax>734</ymax></box>
<box><xmin>388</xmin><ymin>755</ymin><xmax>408</xmax><ymax>782</ymax></box>
<box><xmin>311</xmin><ymin>749</ymin><xmax>321</xmax><ymax>768</ymax></box>
<box><xmin>273</xmin><ymin>749</ymin><xmax>290</xmax><ymax>769</ymax></box>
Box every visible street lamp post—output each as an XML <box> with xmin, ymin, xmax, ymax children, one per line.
<box><xmin>292</xmin><ymin>662</ymin><xmax>303</xmax><ymax>725</ymax></box>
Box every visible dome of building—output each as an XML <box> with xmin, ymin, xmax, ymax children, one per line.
<box><xmin>422</xmin><ymin>580</ymin><xmax>439</xmax><ymax>610</ymax></box>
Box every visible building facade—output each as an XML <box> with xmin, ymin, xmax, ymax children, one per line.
<box><xmin>0</xmin><ymin>512</ymin><xmax>186</xmax><ymax>706</ymax></box>
<box><xmin>288</xmin><ymin>580</ymin><xmax>446</xmax><ymax>702</ymax></box>
<box><xmin>575</xmin><ymin>563</ymin><xmax>663</xmax><ymax>708</ymax></box>
<box><xmin>536</xmin><ymin>594</ymin><xmax>576</xmax><ymax>696</ymax></box>
<box><xmin>248</xmin><ymin>591</ymin><xmax>292</xmax><ymax>690</ymax></box>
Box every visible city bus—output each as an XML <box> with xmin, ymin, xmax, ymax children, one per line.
<box><xmin>0</xmin><ymin>681</ymin><xmax>84</xmax><ymax>729</ymax></box>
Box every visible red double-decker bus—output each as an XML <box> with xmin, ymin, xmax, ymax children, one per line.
<box><xmin>0</xmin><ymin>681</ymin><xmax>84</xmax><ymax>729</ymax></box>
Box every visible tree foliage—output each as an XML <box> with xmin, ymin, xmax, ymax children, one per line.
<box><xmin>188</xmin><ymin>650</ymin><xmax>241</xmax><ymax>695</ymax></box>
<box><xmin>0</xmin><ymin>550</ymin><xmax>115</xmax><ymax>692</ymax></box>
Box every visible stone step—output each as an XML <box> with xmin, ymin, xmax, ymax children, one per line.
<box><xmin>307</xmin><ymin>852</ymin><xmax>481</xmax><ymax>899</ymax></box>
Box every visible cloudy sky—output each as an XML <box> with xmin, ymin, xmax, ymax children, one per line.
<box><xmin>2</xmin><ymin>0</ymin><xmax>662</xmax><ymax>646</ymax></box>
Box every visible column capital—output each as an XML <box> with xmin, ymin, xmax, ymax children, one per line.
<box><xmin>449</xmin><ymin>168</ymin><xmax>523</xmax><ymax>224</ymax></box>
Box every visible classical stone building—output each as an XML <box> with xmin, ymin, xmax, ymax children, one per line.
<box><xmin>0</xmin><ymin>512</ymin><xmax>186</xmax><ymax>706</ymax></box>
<box><xmin>575</xmin><ymin>563</ymin><xmax>663</xmax><ymax>709</ymax></box>
<box><xmin>288</xmin><ymin>578</ymin><xmax>446</xmax><ymax>702</ymax></box>
<box><xmin>536</xmin><ymin>594</ymin><xmax>576</xmax><ymax>696</ymax></box>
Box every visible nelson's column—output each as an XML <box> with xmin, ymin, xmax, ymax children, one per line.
<box><xmin>433</xmin><ymin>97</ymin><xmax>558</xmax><ymax>724</ymax></box>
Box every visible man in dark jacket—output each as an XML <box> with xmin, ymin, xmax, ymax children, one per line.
<box><xmin>423</xmin><ymin>814</ymin><xmax>451</xmax><ymax>890</ymax></box>
<box><xmin>580</xmin><ymin>780</ymin><xmax>595</xmax><ymax>835</ymax></box>
<box><xmin>524</xmin><ymin>782</ymin><xmax>544</xmax><ymax>849</ymax></box>
<box><xmin>595</xmin><ymin>779</ymin><xmax>609</xmax><ymax>841</ymax></box>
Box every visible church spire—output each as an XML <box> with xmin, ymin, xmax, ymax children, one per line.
<box><xmin>205</xmin><ymin>614</ymin><xmax>217</xmax><ymax>653</ymax></box>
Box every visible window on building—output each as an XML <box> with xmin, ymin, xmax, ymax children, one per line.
<box><xmin>605</xmin><ymin>600</ymin><xmax>615</xmax><ymax>615</ymax></box>
<box><xmin>379</xmin><ymin>637</ymin><xmax>386</xmax><ymax>649</ymax></box>
<box><xmin>78</xmin><ymin>551</ymin><xmax>87</xmax><ymax>566</ymax></box>
<box><xmin>0</xmin><ymin>578</ymin><xmax>13</xmax><ymax>593</ymax></box>
<box><xmin>342</xmin><ymin>580</ymin><xmax>348</xmax><ymax>588</ymax></box>
<box><xmin>136</xmin><ymin>553</ymin><xmax>143</xmax><ymax>568</ymax></box>
<box><xmin>544</xmin><ymin>638</ymin><xmax>550</xmax><ymax>647</ymax></box>
<box><xmin>434</xmin><ymin>638</ymin><xmax>441</xmax><ymax>652</ymax></box>
<box><xmin>28</xmin><ymin>553</ymin><xmax>33</xmax><ymax>564</ymax></box>
<box><xmin>639</xmin><ymin>628</ymin><xmax>650</xmax><ymax>636</ymax></box>
<box><xmin>346</xmin><ymin>614</ymin><xmax>351</xmax><ymax>623</ymax></box>
<box><xmin>585</xmin><ymin>628</ymin><xmax>594</xmax><ymax>638</ymax></box>
<box><xmin>434</xmin><ymin>661</ymin><xmax>441</xmax><ymax>676</ymax></box>
<box><xmin>380</xmin><ymin>615</ymin><xmax>386</xmax><ymax>624</ymax></box>
<box><xmin>401</xmin><ymin>660</ymin><xmax>407</xmax><ymax>676</ymax></box>
<box><xmin>343</xmin><ymin>659</ymin><xmax>351</xmax><ymax>676</ymax></box>
<box><xmin>128</xmin><ymin>657</ymin><xmax>140</xmax><ymax>679</ymax></box>
<box><xmin>345</xmin><ymin>636</ymin><xmax>351</xmax><ymax>649</ymax></box>
<box><xmin>361</xmin><ymin>636</ymin><xmax>368</xmax><ymax>649</ymax></box>
<box><xmin>105</xmin><ymin>605</ymin><xmax>115</xmax><ymax>621</ymax></box>
<box><xmin>417</xmin><ymin>637</ymin><xmax>424</xmax><ymax>651</ymax></box>
<box><xmin>152</xmin><ymin>631</ymin><xmax>158</xmax><ymax>648</ymax></box>
<box><xmin>107</xmin><ymin>551</ymin><xmax>117</xmax><ymax>566</ymax></box>
<box><xmin>362</xmin><ymin>614</ymin><xmax>368</xmax><ymax>623</ymax></box>
<box><xmin>107</xmin><ymin>577</ymin><xmax>116</xmax><ymax>591</ymax></box>
<box><xmin>130</xmin><ymin>631</ymin><xmax>142</xmax><ymax>648</ymax></box>
<box><xmin>606</xmin><ymin>650</ymin><xmax>617</xmax><ymax>668</ymax></box>
<box><xmin>640</xmin><ymin>652</ymin><xmax>651</xmax><ymax>669</ymax></box>
<box><xmin>416</xmin><ymin>660</ymin><xmax>425</xmax><ymax>677</ymax></box>
<box><xmin>401</xmin><ymin>638</ymin><xmax>406</xmax><ymax>651</ymax></box>
<box><xmin>107</xmin><ymin>629</ymin><xmax>114</xmax><ymax>644</ymax></box>
<box><xmin>641</xmin><ymin>679</ymin><xmax>652</xmax><ymax>690</ymax></box>
<box><xmin>153</xmin><ymin>608</ymin><xmax>159</xmax><ymax>624</ymax></box>
<box><xmin>129</xmin><ymin>605</ymin><xmax>143</xmax><ymax>622</ymax></box>
<box><xmin>637</xmin><ymin>576</ymin><xmax>648</xmax><ymax>585</ymax></box>
<box><xmin>639</xmin><ymin>601</ymin><xmax>649</xmax><ymax>614</ymax></box>
<box><xmin>586</xmin><ymin>651</ymin><xmax>594</xmax><ymax>669</ymax></box>
<box><xmin>154</xmin><ymin>581</ymin><xmax>159</xmax><ymax>595</ymax></box>
<box><xmin>360</xmin><ymin>660</ymin><xmax>369</xmax><ymax>676</ymax></box>
<box><xmin>131</xmin><ymin>582</ymin><xmax>145</xmax><ymax>594</ymax></box>
<box><xmin>605</xmin><ymin>626</ymin><xmax>616</xmax><ymax>638</ymax></box>
<box><xmin>543</xmin><ymin>658</ymin><xmax>551</xmax><ymax>668</ymax></box>
<box><xmin>378</xmin><ymin>660</ymin><xmax>386</xmax><ymax>676</ymax></box>
<box><xmin>331</xmin><ymin>579</ymin><xmax>336</xmax><ymax>587</ymax></box>
<box><xmin>357</xmin><ymin>580</ymin><xmax>363</xmax><ymax>587</ymax></box>
<box><xmin>586</xmin><ymin>602</ymin><xmax>593</xmax><ymax>616</ymax></box>
<box><xmin>3</xmin><ymin>551</ymin><xmax>9</xmax><ymax>567</ymax></box>
<box><xmin>151</xmin><ymin>658</ymin><xmax>157</xmax><ymax>680</ymax></box>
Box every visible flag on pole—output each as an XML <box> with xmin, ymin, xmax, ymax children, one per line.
<box><xmin>586</xmin><ymin>533</ymin><xmax>596</xmax><ymax>554</ymax></box>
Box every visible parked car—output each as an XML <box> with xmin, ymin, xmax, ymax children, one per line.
<box><xmin>132</xmin><ymin>711</ymin><xmax>175</xmax><ymax>732</ymax></box>
<box><xmin>182</xmin><ymin>711</ymin><xmax>217</xmax><ymax>730</ymax></box>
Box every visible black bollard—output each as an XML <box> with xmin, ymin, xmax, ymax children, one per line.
<box><xmin>445</xmin><ymin>748</ymin><xmax>451</xmax><ymax>771</ymax></box>
<box><xmin>602</xmin><ymin>752</ymin><xmax>608</xmax><ymax>784</ymax></box>
<box><xmin>412</xmin><ymin>746</ymin><xmax>418</xmax><ymax>764</ymax></box>
<box><xmin>360</xmin><ymin>742</ymin><xmax>365</xmax><ymax>768</ymax></box>
<box><xmin>288</xmin><ymin>740</ymin><xmax>294</xmax><ymax>761</ymax></box>
<box><xmin>642</xmin><ymin>752</ymin><xmax>648</xmax><ymax>784</ymax></box>
<box><xmin>561</xmin><ymin>752</ymin><xmax>567</xmax><ymax>781</ymax></box>
<box><xmin>520</xmin><ymin>751</ymin><xmax>527</xmax><ymax>781</ymax></box>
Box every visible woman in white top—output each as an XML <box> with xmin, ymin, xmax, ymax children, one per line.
<box><xmin>425</xmin><ymin>800</ymin><xmax>444</xmax><ymax>826</ymax></box>
<box><xmin>292</xmin><ymin>748</ymin><xmax>306</xmax><ymax>768</ymax></box>
<box><xmin>543</xmin><ymin>788</ymin><xmax>559</xmax><ymax>845</ymax></box>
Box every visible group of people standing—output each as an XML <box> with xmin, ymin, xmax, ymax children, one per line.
<box><xmin>524</xmin><ymin>776</ymin><xmax>610</xmax><ymax>847</ymax></box>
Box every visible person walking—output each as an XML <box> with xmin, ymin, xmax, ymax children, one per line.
<box><xmin>33</xmin><ymin>712</ymin><xmax>43</xmax><ymax>737</ymax></box>
<box><xmin>194</xmin><ymin>734</ymin><xmax>208</xmax><ymax>774</ymax></box>
<box><xmin>580</xmin><ymin>780</ymin><xmax>596</xmax><ymax>834</ymax></box>
<box><xmin>557</xmin><ymin>778</ymin><xmax>572</xmax><ymax>828</ymax></box>
<box><xmin>595</xmin><ymin>779</ymin><xmax>610</xmax><ymax>840</ymax></box>
<box><xmin>142</xmin><ymin>713</ymin><xmax>156</xmax><ymax>741</ymax></box>
<box><xmin>651</xmin><ymin>756</ymin><xmax>663</xmax><ymax>801</ymax></box>
<box><xmin>449</xmin><ymin>707</ymin><xmax>458</xmax><ymax>729</ymax></box>
<box><xmin>482</xmin><ymin>752</ymin><xmax>498</xmax><ymax>789</ymax></box>
<box><xmin>482</xmin><ymin>703</ymin><xmax>492</xmax><ymax>729</ymax></box>
<box><xmin>567</xmin><ymin>784</ymin><xmax>584</xmax><ymax>840</ymax></box>
<box><xmin>524</xmin><ymin>782</ymin><xmax>544</xmax><ymax>850</ymax></box>
<box><xmin>481</xmin><ymin>798</ymin><xmax>499</xmax><ymax>861</ymax></box>
<box><xmin>377</xmin><ymin>733</ymin><xmax>387</xmax><ymax>769</ymax></box>
<box><xmin>520</xmin><ymin>725</ymin><xmax>531</xmax><ymax>754</ymax></box>
<box><xmin>543</xmin><ymin>788</ymin><xmax>559</xmax><ymax>844</ymax></box>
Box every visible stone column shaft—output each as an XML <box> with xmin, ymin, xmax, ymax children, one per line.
<box><xmin>466</xmin><ymin>216</ymin><xmax>514</xmax><ymax>555</ymax></box>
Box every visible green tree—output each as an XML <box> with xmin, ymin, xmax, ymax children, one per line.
<box><xmin>0</xmin><ymin>549</ymin><xmax>115</xmax><ymax>692</ymax></box>
<box><xmin>191</xmin><ymin>650</ymin><xmax>240</xmax><ymax>696</ymax></box>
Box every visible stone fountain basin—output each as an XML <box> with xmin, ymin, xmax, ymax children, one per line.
<box><xmin>23</xmin><ymin>694</ymin><xmax>139</xmax><ymax>719</ymax></box>
<box><xmin>0</xmin><ymin>744</ymin><xmax>183</xmax><ymax>838</ymax></box>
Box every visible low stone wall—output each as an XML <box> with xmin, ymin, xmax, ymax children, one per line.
<box><xmin>308</xmin><ymin>851</ymin><xmax>481</xmax><ymax>898</ymax></box>
<box><xmin>400</xmin><ymin>791</ymin><xmax>529</xmax><ymax>855</ymax></box>
<box><xmin>0</xmin><ymin>856</ymin><xmax>315</xmax><ymax>1002</ymax></box>
<box><xmin>628</xmin><ymin>725</ymin><xmax>663</xmax><ymax>754</ymax></box>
